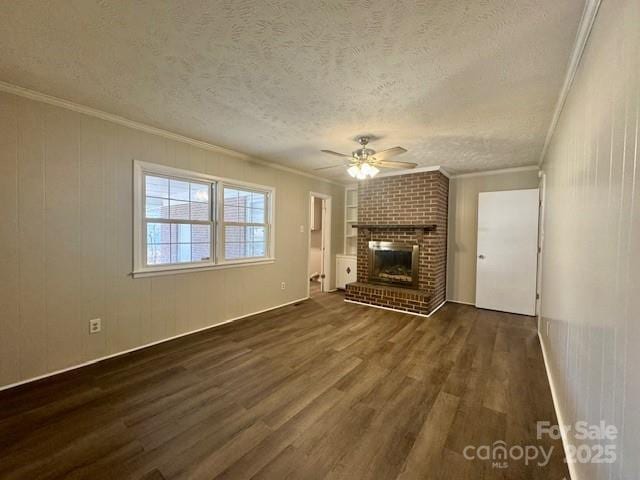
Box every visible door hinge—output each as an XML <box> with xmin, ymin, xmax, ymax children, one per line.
<box><xmin>536</xmin><ymin>293</ymin><xmax>540</xmax><ymax>299</ymax></box>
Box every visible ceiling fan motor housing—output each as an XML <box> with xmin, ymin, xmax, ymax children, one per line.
<box><xmin>353</xmin><ymin>148</ymin><xmax>376</xmax><ymax>162</ymax></box>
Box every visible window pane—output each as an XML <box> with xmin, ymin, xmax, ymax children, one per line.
<box><xmin>251</xmin><ymin>226</ymin><xmax>265</xmax><ymax>242</ymax></box>
<box><xmin>238</xmin><ymin>189</ymin><xmax>251</xmax><ymax>205</ymax></box>
<box><xmin>225</xmin><ymin>225</ymin><xmax>243</xmax><ymax>242</ymax></box>
<box><xmin>171</xmin><ymin>243</ymin><xmax>191</xmax><ymax>263</ymax></box>
<box><xmin>223</xmin><ymin>188</ymin><xmax>266</xmax><ymax>224</ymax></box>
<box><xmin>224</xmin><ymin>188</ymin><xmax>238</xmax><ymax>199</ymax></box>
<box><xmin>146</xmin><ymin>197</ymin><xmax>170</xmax><ymax>219</ymax></box>
<box><xmin>170</xmin><ymin>223</ymin><xmax>191</xmax><ymax>243</ymax></box>
<box><xmin>146</xmin><ymin>175</ymin><xmax>168</xmax><ymax>198</ymax></box>
<box><xmin>250</xmin><ymin>192</ymin><xmax>266</xmax><ymax>210</ymax></box>
<box><xmin>224</xmin><ymin>203</ymin><xmax>240</xmax><ymax>222</ymax></box>
<box><xmin>224</xmin><ymin>225</ymin><xmax>267</xmax><ymax>260</ymax></box>
<box><xmin>147</xmin><ymin>244</ymin><xmax>171</xmax><ymax>265</ymax></box>
<box><xmin>147</xmin><ymin>223</ymin><xmax>171</xmax><ymax>244</ymax></box>
<box><xmin>169</xmin><ymin>199</ymin><xmax>189</xmax><ymax>220</ymax></box>
<box><xmin>190</xmin><ymin>202</ymin><xmax>209</xmax><ymax>221</ymax></box>
<box><xmin>252</xmin><ymin>241</ymin><xmax>266</xmax><ymax>257</ymax></box>
<box><xmin>192</xmin><ymin>224</ymin><xmax>211</xmax><ymax>243</ymax></box>
<box><xmin>190</xmin><ymin>183</ymin><xmax>209</xmax><ymax>202</ymax></box>
<box><xmin>225</xmin><ymin>242</ymin><xmax>242</xmax><ymax>259</ymax></box>
<box><xmin>192</xmin><ymin>243</ymin><xmax>211</xmax><ymax>261</ymax></box>
<box><xmin>249</xmin><ymin>208</ymin><xmax>265</xmax><ymax>223</ymax></box>
<box><xmin>169</xmin><ymin>179</ymin><xmax>190</xmax><ymax>200</ymax></box>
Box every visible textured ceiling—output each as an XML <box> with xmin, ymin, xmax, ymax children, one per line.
<box><xmin>0</xmin><ymin>0</ymin><xmax>585</xmax><ymax>181</ymax></box>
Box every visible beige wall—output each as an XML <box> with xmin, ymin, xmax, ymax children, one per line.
<box><xmin>539</xmin><ymin>1</ymin><xmax>639</xmax><ymax>478</ymax></box>
<box><xmin>0</xmin><ymin>91</ymin><xmax>344</xmax><ymax>389</ymax></box>
<box><xmin>446</xmin><ymin>169</ymin><xmax>540</xmax><ymax>304</ymax></box>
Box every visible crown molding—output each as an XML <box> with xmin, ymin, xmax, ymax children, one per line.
<box><xmin>451</xmin><ymin>165</ymin><xmax>539</xmax><ymax>179</ymax></box>
<box><xmin>538</xmin><ymin>0</ymin><xmax>602</xmax><ymax>166</ymax></box>
<box><xmin>0</xmin><ymin>80</ymin><xmax>344</xmax><ymax>186</ymax></box>
<box><xmin>374</xmin><ymin>165</ymin><xmax>450</xmax><ymax>179</ymax></box>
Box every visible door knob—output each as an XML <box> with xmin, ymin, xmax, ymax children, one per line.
<box><xmin>478</xmin><ymin>254</ymin><xmax>485</xmax><ymax>259</ymax></box>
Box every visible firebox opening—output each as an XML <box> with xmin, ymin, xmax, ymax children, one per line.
<box><xmin>368</xmin><ymin>241</ymin><xmax>419</xmax><ymax>288</ymax></box>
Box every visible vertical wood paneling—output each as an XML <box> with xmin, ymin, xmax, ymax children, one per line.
<box><xmin>102</xmin><ymin>121</ymin><xmax>120</xmax><ymax>356</ymax></box>
<box><xmin>79</xmin><ymin>117</ymin><xmax>107</xmax><ymax>361</ymax></box>
<box><xmin>113</xmin><ymin>128</ymin><xmax>142</xmax><ymax>352</ymax></box>
<box><xmin>0</xmin><ymin>90</ymin><xmax>344</xmax><ymax>390</ymax></box>
<box><xmin>539</xmin><ymin>0</ymin><xmax>639</xmax><ymax>478</ymax></box>
<box><xmin>0</xmin><ymin>94</ymin><xmax>20</xmax><ymax>386</ymax></box>
<box><xmin>44</xmin><ymin>106</ymin><xmax>82</xmax><ymax>371</ymax></box>
<box><xmin>17</xmin><ymin>99</ymin><xmax>47</xmax><ymax>379</ymax></box>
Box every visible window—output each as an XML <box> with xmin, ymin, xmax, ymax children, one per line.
<box><xmin>134</xmin><ymin>161</ymin><xmax>274</xmax><ymax>276</ymax></box>
<box><xmin>223</xmin><ymin>187</ymin><xmax>268</xmax><ymax>260</ymax></box>
<box><xmin>144</xmin><ymin>175</ymin><xmax>213</xmax><ymax>266</ymax></box>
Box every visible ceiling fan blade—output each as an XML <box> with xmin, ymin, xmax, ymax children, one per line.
<box><xmin>320</xmin><ymin>149</ymin><xmax>352</xmax><ymax>158</ymax></box>
<box><xmin>376</xmin><ymin>160</ymin><xmax>418</xmax><ymax>169</ymax></box>
<box><xmin>313</xmin><ymin>163</ymin><xmax>347</xmax><ymax>171</ymax></box>
<box><xmin>373</xmin><ymin>146</ymin><xmax>407</xmax><ymax>160</ymax></box>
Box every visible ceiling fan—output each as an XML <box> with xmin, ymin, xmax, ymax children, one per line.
<box><xmin>316</xmin><ymin>136</ymin><xmax>417</xmax><ymax>179</ymax></box>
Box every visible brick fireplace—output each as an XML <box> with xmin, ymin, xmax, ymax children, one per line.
<box><xmin>345</xmin><ymin>170</ymin><xmax>449</xmax><ymax>316</ymax></box>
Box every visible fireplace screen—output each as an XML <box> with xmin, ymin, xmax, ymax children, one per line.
<box><xmin>368</xmin><ymin>241</ymin><xmax>419</xmax><ymax>288</ymax></box>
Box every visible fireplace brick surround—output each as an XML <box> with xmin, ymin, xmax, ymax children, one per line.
<box><xmin>345</xmin><ymin>170</ymin><xmax>449</xmax><ymax>315</ymax></box>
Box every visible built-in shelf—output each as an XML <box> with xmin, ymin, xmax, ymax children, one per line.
<box><xmin>351</xmin><ymin>224</ymin><xmax>437</xmax><ymax>231</ymax></box>
<box><xmin>344</xmin><ymin>186</ymin><xmax>358</xmax><ymax>256</ymax></box>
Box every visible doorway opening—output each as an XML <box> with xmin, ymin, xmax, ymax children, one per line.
<box><xmin>308</xmin><ymin>192</ymin><xmax>331</xmax><ymax>297</ymax></box>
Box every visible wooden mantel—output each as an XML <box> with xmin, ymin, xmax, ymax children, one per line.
<box><xmin>351</xmin><ymin>224</ymin><xmax>437</xmax><ymax>231</ymax></box>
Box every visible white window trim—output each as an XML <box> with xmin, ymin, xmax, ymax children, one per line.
<box><xmin>133</xmin><ymin>160</ymin><xmax>276</xmax><ymax>278</ymax></box>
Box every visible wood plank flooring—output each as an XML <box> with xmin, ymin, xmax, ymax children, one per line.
<box><xmin>0</xmin><ymin>292</ymin><xmax>568</xmax><ymax>479</ymax></box>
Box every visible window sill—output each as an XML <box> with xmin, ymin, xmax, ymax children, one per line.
<box><xmin>132</xmin><ymin>258</ymin><xmax>276</xmax><ymax>278</ymax></box>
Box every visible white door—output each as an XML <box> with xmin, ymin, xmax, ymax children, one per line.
<box><xmin>475</xmin><ymin>189</ymin><xmax>539</xmax><ymax>315</ymax></box>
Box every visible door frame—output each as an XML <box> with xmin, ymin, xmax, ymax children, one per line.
<box><xmin>308</xmin><ymin>192</ymin><xmax>332</xmax><ymax>296</ymax></box>
<box><xmin>536</xmin><ymin>171</ymin><xmax>547</xmax><ymax>326</ymax></box>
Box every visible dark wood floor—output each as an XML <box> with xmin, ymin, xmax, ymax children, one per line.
<box><xmin>309</xmin><ymin>279</ymin><xmax>321</xmax><ymax>296</ymax></box>
<box><xmin>0</xmin><ymin>292</ymin><xmax>568</xmax><ymax>480</ymax></box>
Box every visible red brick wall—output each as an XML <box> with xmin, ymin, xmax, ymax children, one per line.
<box><xmin>348</xmin><ymin>170</ymin><xmax>449</xmax><ymax>314</ymax></box>
<box><xmin>358</xmin><ymin>170</ymin><xmax>449</xmax><ymax>225</ymax></box>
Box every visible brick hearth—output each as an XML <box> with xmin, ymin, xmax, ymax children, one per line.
<box><xmin>345</xmin><ymin>170</ymin><xmax>449</xmax><ymax>315</ymax></box>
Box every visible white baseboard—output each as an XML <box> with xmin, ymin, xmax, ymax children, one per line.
<box><xmin>344</xmin><ymin>299</ymin><xmax>448</xmax><ymax>318</ymax></box>
<box><xmin>446</xmin><ymin>299</ymin><xmax>476</xmax><ymax>306</ymax></box>
<box><xmin>429</xmin><ymin>300</ymin><xmax>447</xmax><ymax>316</ymax></box>
<box><xmin>538</xmin><ymin>331</ymin><xmax>578</xmax><ymax>480</ymax></box>
<box><xmin>0</xmin><ymin>296</ymin><xmax>309</xmax><ymax>392</ymax></box>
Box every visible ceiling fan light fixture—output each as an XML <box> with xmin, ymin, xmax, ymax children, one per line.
<box><xmin>347</xmin><ymin>165</ymin><xmax>360</xmax><ymax>178</ymax></box>
<box><xmin>347</xmin><ymin>162</ymin><xmax>380</xmax><ymax>180</ymax></box>
<box><xmin>361</xmin><ymin>162</ymin><xmax>379</xmax><ymax>179</ymax></box>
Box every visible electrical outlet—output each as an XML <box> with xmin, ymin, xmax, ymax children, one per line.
<box><xmin>89</xmin><ymin>318</ymin><xmax>101</xmax><ymax>334</ymax></box>
<box><xmin>299</xmin><ymin>225</ymin><xmax>304</xmax><ymax>233</ymax></box>
<box><xmin>281</xmin><ymin>282</ymin><xmax>286</xmax><ymax>290</ymax></box>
